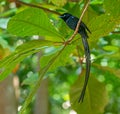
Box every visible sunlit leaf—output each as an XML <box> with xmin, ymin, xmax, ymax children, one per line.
<box><xmin>88</xmin><ymin>0</ymin><xmax>120</xmax><ymax>46</ymax></box>
<box><xmin>89</xmin><ymin>15</ymin><xmax>116</xmax><ymax>44</ymax></box>
<box><xmin>0</xmin><ymin>40</ymin><xmax>54</xmax><ymax>81</ymax></box>
<box><xmin>0</xmin><ymin>45</ymin><xmax>4</xmax><ymax>59</ymax></box>
<box><xmin>40</xmin><ymin>45</ymin><xmax>75</xmax><ymax>71</ymax></box>
<box><xmin>83</xmin><ymin>6</ymin><xmax>98</xmax><ymax>24</ymax></box>
<box><xmin>49</xmin><ymin>0</ymin><xmax>67</xmax><ymax>6</ymax></box>
<box><xmin>7</xmin><ymin>8</ymin><xmax>63</xmax><ymax>41</ymax></box>
<box><xmin>104</xmin><ymin>0</ymin><xmax>120</xmax><ymax>18</ymax></box>
<box><xmin>103</xmin><ymin>45</ymin><xmax>119</xmax><ymax>52</ymax></box>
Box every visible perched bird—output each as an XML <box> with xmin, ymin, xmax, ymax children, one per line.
<box><xmin>60</xmin><ymin>13</ymin><xmax>91</xmax><ymax>102</ymax></box>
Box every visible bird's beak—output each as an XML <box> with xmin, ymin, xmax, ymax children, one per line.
<box><xmin>59</xmin><ymin>15</ymin><xmax>63</xmax><ymax>18</ymax></box>
<box><xmin>59</xmin><ymin>16</ymin><xmax>62</xmax><ymax>18</ymax></box>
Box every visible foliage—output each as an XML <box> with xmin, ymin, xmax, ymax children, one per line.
<box><xmin>7</xmin><ymin>8</ymin><xmax>63</xmax><ymax>39</ymax></box>
<box><xmin>70</xmin><ymin>71</ymin><xmax>108</xmax><ymax>114</ymax></box>
<box><xmin>0</xmin><ymin>0</ymin><xmax>120</xmax><ymax>114</ymax></box>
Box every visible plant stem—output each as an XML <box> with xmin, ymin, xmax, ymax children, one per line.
<box><xmin>16</xmin><ymin>0</ymin><xmax>61</xmax><ymax>15</ymax></box>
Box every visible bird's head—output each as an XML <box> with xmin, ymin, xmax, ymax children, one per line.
<box><xmin>59</xmin><ymin>13</ymin><xmax>72</xmax><ymax>21</ymax></box>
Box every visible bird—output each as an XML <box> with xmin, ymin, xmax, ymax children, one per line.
<box><xmin>60</xmin><ymin>13</ymin><xmax>91</xmax><ymax>103</ymax></box>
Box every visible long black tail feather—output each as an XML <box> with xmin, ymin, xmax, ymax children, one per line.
<box><xmin>78</xmin><ymin>36</ymin><xmax>91</xmax><ymax>103</ymax></box>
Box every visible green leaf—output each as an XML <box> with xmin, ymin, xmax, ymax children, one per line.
<box><xmin>19</xmin><ymin>45</ymin><xmax>66</xmax><ymax>113</ymax></box>
<box><xmin>69</xmin><ymin>3</ymin><xmax>81</xmax><ymax>17</ymax></box>
<box><xmin>70</xmin><ymin>71</ymin><xmax>108</xmax><ymax>114</ymax></box>
<box><xmin>88</xmin><ymin>14</ymin><xmax>119</xmax><ymax>47</ymax></box>
<box><xmin>0</xmin><ymin>37</ymin><xmax>9</xmax><ymax>48</ymax></box>
<box><xmin>40</xmin><ymin>45</ymin><xmax>75</xmax><ymax>71</ymax></box>
<box><xmin>88</xmin><ymin>0</ymin><xmax>120</xmax><ymax>46</ymax></box>
<box><xmin>49</xmin><ymin>0</ymin><xmax>67</xmax><ymax>6</ymax></box>
<box><xmin>104</xmin><ymin>0</ymin><xmax>120</xmax><ymax>18</ymax></box>
<box><xmin>91</xmin><ymin>0</ymin><xmax>104</xmax><ymax>4</ymax></box>
<box><xmin>103</xmin><ymin>45</ymin><xmax>119</xmax><ymax>52</ymax></box>
<box><xmin>7</xmin><ymin>8</ymin><xmax>63</xmax><ymax>41</ymax></box>
<box><xmin>93</xmin><ymin>63</ymin><xmax>120</xmax><ymax>78</ymax></box>
<box><xmin>83</xmin><ymin>6</ymin><xmax>99</xmax><ymax>23</ymax></box>
<box><xmin>0</xmin><ymin>40</ymin><xmax>54</xmax><ymax>81</ymax></box>
<box><xmin>22</xmin><ymin>72</ymin><xmax>38</xmax><ymax>86</ymax></box>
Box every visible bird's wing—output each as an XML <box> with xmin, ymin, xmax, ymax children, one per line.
<box><xmin>66</xmin><ymin>16</ymin><xmax>79</xmax><ymax>30</ymax></box>
<box><xmin>78</xmin><ymin>37</ymin><xmax>91</xmax><ymax>102</ymax></box>
<box><xmin>81</xmin><ymin>22</ymin><xmax>91</xmax><ymax>34</ymax></box>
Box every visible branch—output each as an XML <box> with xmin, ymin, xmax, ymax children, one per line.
<box><xmin>66</xmin><ymin>0</ymin><xmax>90</xmax><ymax>44</ymax></box>
<box><xmin>16</xmin><ymin>0</ymin><xmax>61</xmax><ymax>15</ymax></box>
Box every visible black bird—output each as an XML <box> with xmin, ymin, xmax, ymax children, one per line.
<box><xmin>60</xmin><ymin>13</ymin><xmax>91</xmax><ymax>102</ymax></box>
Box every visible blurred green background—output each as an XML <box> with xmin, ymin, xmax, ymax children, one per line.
<box><xmin>0</xmin><ymin>0</ymin><xmax>120</xmax><ymax>114</ymax></box>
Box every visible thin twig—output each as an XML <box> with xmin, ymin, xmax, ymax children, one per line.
<box><xmin>16</xmin><ymin>0</ymin><xmax>61</xmax><ymax>15</ymax></box>
<box><xmin>65</xmin><ymin>0</ymin><xmax>90</xmax><ymax>44</ymax></box>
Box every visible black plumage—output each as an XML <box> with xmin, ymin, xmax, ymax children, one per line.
<box><xmin>60</xmin><ymin>13</ymin><xmax>91</xmax><ymax>102</ymax></box>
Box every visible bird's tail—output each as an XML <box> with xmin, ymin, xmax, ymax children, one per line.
<box><xmin>79</xmin><ymin>28</ymin><xmax>89</xmax><ymax>39</ymax></box>
<box><xmin>78</xmin><ymin>37</ymin><xmax>91</xmax><ymax>103</ymax></box>
<box><xmin>79</xmin><ymin>22</ymin><xmax>91</xmax><ymax>39</ymax></box>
